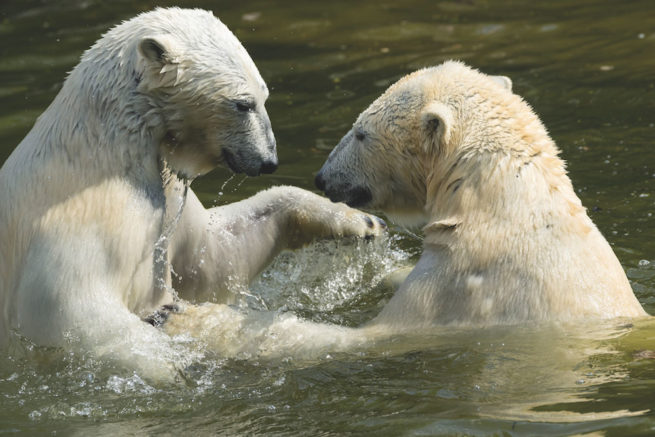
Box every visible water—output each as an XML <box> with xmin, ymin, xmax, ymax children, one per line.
<box><xmin>2</xmin><ymin>0</ymin><xmax>655</xmax><ymax>434</ymax></box>
<box><xmin>154</xmin><ymin>177</ymin><xmax>190</xmax><ymax>299</ymax></box>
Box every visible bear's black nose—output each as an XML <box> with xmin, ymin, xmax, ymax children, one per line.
<box><xmin>259</xmin><ymin>159</ymin><xmax>278</xmax><ymax>175</ymax></box>
<box><xmin>315</xmin><ymin>171</ymin><xmax>326</xmax><ymax>192</ymax></box>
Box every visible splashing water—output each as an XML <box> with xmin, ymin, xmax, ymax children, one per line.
<box><xmin>159</xmin><ymin>234</ymin><xmax>415</xmax><ymax>362</ymax></box>
<box><xmin>249</xmin><ymin>234</ymin><xmax>413</xmax><ymax>326</ymax></box>
<box><xmin>153</xmin><ymin>179</ymin><xmax>191</xmax><ymax>299</ymax></box>
<box><xmin>3</xmin><ymin>229</ymin><xmax>655</xmax><ymax>434</ymax></box>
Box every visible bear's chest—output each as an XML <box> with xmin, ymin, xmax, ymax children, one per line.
<box><xmin>46</xmin><ymin>177</ymin><xmax>174</xmax><ymax>313</ymax></box>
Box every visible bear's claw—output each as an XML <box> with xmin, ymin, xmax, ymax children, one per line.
<box><xmin>144</xmin><ymin>304</ymin><xmax>181</xmax><ymax>327</ymax></box>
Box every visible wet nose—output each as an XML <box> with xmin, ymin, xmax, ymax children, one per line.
<box><xmin>314</xmin><ymin>171</ymin><xmax>326</xmax><ymax>192</ymax></box>
<box><xmin>259</xmin><ymin>158</ymin><xmax>278</xmax><ymax>175</ymax></box>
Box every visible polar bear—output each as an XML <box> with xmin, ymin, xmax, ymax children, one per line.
<box><xmin>315</xmin><ymin>61</ymin><xmax>648</xmax><ymax>327</ymax></box>
<box><xmin>0</xmin><ymin>8</ymin><xmax>384</xmax><ymax>380</ymax></box>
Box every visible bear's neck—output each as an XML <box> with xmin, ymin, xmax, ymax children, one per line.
<box><xmin>424</xmin><ymin>141</ymin><xmax>593</xmax><ymax>250</ymax></box>
<box><xmin>20</xmin><ymin>49</ymin><xmax>165</xmax><ymax>195</ymax></box>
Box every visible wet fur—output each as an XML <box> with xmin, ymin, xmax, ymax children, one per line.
<box><xmin>0</xmin><ymin>8</ymin><xmax>384</xmax><ymax>382</ymax></box>
<box><xmin>317</xmin><ymin>61</ymin><xmax>647</xmax><ymax>327</ymax></box>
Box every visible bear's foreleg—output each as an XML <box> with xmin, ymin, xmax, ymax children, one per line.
<box><xmin>169</xmin><ymin>185</ymin><xmax>385</xmax><ymax>302</ymax></box>
<box><xmin>14</xmin><ymin>233</ymin><xmax>183</xmax><ymax>383</ymax></box>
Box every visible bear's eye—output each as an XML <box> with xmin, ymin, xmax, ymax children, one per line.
<box><xmin>355</xmin><ymin>131</ymin><xmax>366</xmax><ymax>141</ymax></box>
<box><xmin>235</xmin><ymin>101</ymin><xmax>255</xmax><ymax>113</ymax></box>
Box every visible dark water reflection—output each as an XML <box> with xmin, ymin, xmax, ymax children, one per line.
<box><xmin>1</xmin><ymin>0</ymin><xmax>655</xmax><ymax>434</ymax></box>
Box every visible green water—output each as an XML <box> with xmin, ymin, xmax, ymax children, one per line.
<box><xmin>2</xmin><ymin>0</ymin><xmax>655</xmax><ymax>435</ymax></box>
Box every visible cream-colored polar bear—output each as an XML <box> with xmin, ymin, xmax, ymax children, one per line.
<box><xmin>0</xmin><ymin>8</ymin><xmax>383</xmax><ymax>380</ymax></box>
<box><xmin>316</xmin><ymin>61</ymin><xmax>648</xmax><ymax>327</ymax></box>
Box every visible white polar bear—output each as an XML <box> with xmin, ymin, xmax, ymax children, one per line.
<box><xmin>0</xmin><ymin>8</ymin><xmax>384</xmax><ymax>380</ymax></box>
<box><xmin>315</xmin><ymin>61</ymin><xmax>648</xmax><ymax>328</ymax></box>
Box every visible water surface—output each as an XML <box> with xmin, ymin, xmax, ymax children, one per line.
<box><xmin>1</xmin><ymin>0</ymin><xmax>655</xmax><ymax>435</ymax></box>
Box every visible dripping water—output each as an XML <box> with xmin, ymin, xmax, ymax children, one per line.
<box><xmin>153</xmin><ymin>178</ymin><xmax>191</xmax><ymax>299</ymax></box>
<box><xmin>213</xmin><ymin>174</ymin><xmax>248</xmax><ymax>206</ymax></box>
<box><xmin>213</xmin><ymin>174</ymin><xmax>235</xmax><ymax>204</ymax></box>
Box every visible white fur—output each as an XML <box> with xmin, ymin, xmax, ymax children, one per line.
<box><xmin>0</xmin><ymin>8</ymin><xmax>384</xmax><ymax>382</ymax></box>
<box><xmin>318</xmin><ymin>61</ymin><xmax>648</xmax><ymax>329</ymax></box>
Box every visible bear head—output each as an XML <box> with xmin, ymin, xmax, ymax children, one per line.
<box><xmin>135</xmin><ymin>9</ymin><xmax>277</xmax><ymax>179</ymax></box>
<box><xmin>315</xmin><ymin>61</ymin><xmax>522</xmax><ymax>226</ymax></box>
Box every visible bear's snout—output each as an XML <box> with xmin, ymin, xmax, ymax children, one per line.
<box><xmin>314</xmin><ymin>171</ymin><xmax>326</xmax><ymax>192</ymax></box>
<box><xmin>342</xmin><ymin>185</ymin><xmax>373</xmax><ymax>208</ymax></box>
<box><xmin>315</xmin><ymin>169</ymin><xmax>372</xmax><ymax>208</ymax></box>
<box><xmin>259</xmin><ymin>158</ymin><xmax>278</xmax><ymax>175</ymax></box>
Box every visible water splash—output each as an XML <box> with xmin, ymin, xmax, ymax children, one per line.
<box><xmin>159</xmin><ymin>233</ymin><xmax>414</xmax><ymax>361</ymax></box>
<box><xmin>244</xmin><ymin>234</ymin><xmax>412</xmax><ymax>326</ymax></box>
<box><xmin>154</xmin><ymin>179</ymin><xmax>191</xmax><ymax>299</ymax></box>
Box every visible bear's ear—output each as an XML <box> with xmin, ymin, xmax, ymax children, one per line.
<box><xmin>138</xmin><ymin>35</ymin><xmax>180</xmax><ymax>66</ymax></box>
<box><xmin>490</xmin><ymin>75</ymin><xmax>512</xmax><ymax>91</ymax></box>
<box><xmin>421</xmin><ymin>101</ymin><xmax>453</xmax><ymax>153</ymax></box>
<box><xmin>138</xmin><ymin>35</ymin><xmax>184</xmax><ymax>88</ymax></box>
<box><xmin>139</xmin><ymin>35</ymin><xmax>175</xmax><ymax>66</ymax></box>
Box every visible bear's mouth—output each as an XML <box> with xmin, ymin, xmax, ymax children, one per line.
<box><xmin>323</xmin><ymin>185</ymin><xmax>373</xmax><ymax>208</ymax></box>
<box><xmin>221</xmin><ymin>148</ymin><xmax>278</xmax><ymax>177</ymax></box>
<box><xmin>221</xmin><ymin>148</ymin><xmax>244</xmax><ymax>175</ymax></box>
<box><xmin>343</xmin><ymin>186</ymin><xmax>373</xmax><ymax>208</ymax></box>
